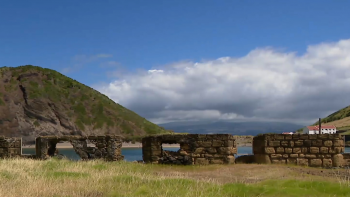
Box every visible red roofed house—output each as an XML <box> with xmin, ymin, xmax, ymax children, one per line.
<box><xmin>303</xmin><ymin>125</ymin><xmax>337</xmax><ymax>134</ymax></box>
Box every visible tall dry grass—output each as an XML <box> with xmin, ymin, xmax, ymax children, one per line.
<box><xmin>0</xmin><ymin>158</ymin><xmax>350</xmax><ymax>197</ymax></box>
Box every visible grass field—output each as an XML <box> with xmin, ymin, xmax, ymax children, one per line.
<box><xmin>0</xmin><ymin>158</ymin><xmax>349</xmax><ymax>197</ymax></box>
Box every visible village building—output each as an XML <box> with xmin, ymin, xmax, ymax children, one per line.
<box><xmin>303</xmin><ymin>125</ymin><xmax>337</xmax><ymax>134</ymax></box>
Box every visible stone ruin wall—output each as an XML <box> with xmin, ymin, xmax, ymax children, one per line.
<box><xmin>253</xmin><ymin>134</ymin><xmax>345</xmax><ymax>167</ymax></box>
<box><xmin>36</xmin><ymin>135</ymin><xmax>124</xmax><ymax>161</ymax></box>
<box><xmin>0</xmin><ymin>136</ymin><xmax>22</xmax><ymax>158</ymax></box>
<box><xmin>142</xmin><ymin>134</ymin><xmax>237</xmax><ymax>165</ymax></box>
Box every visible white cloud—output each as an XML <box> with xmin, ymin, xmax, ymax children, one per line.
<box><xmin>148</xmin><ymin>69</ymin><xmax>164</xmax><ymax>74</ymax></box>
<box><xmin>96</xmin><ymin>39</ymin><xmax>350</xmax><ymax>125</ymax></box>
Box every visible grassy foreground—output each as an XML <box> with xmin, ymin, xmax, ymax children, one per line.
<box><xmin>0</xmin><ymin>159</ymin><xmax>349</xmax><ymax>197</ymax></box>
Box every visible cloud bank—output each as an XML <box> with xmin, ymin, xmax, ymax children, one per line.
<box><xmin>96</xmin><ymin>39</ymin><xmax>350</xmax><ymax>125</ymax></box>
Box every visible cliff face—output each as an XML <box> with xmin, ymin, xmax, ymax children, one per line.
<box><xmin>0</xmin><ymin>65</ymin><xmax>168</xmax><ymax>143</ymax></box>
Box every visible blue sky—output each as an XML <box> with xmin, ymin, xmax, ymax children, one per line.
<box><xmin>1</xmin><ymin>1</ymin><xmax>350</xmax><ymax>124</ymax></box>
<box><xmin>1</xmin><ymin>0</ymin><xmax>349</xmax><ymax>85</ymax></box>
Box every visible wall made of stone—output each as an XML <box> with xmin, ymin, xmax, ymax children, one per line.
<box><xmin>142</xmin><ymin>134</ymin><xmax>236</xmax><ymax>165</ymax></box>
<box><xmin>36</xmin><ymin>135</ymin><xmax>124</xmax><ymax>161</ymax></box>
<box><xmin>253</xmin><ymin>134</ymin><xmax>344</xmax><ymax>167</ymax></box>
<box><xmin>0</xmin><ymin>136</ymin><xmax>22</xmax><ymax>158</ymax></box>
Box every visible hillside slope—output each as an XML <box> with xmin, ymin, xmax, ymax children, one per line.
<box><xmin>313</xmin><ymin>105</ymin><xmax>350</xmax><ymax>133</ymax></box>
<box><xmin>0</xmin><ymin>65</ymin><xmax>169</xmax><ymax>143</ymax></box>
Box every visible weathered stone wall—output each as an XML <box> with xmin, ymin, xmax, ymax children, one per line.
<box><xmin>142</xmin><ymin>134</ymin><xmax>236</xmax><ymax>165</ymax></box>
<box><xmin>0</xmin><ymin>136</ymin><xmax>22</xmax><ymax>158</ymax></box>
<box><xmin>253</xmin><ymin>134</ymin><xmax>345</xmax><ymax>167</ymax></box>
<box><xmin>36</xmin><ymin>135</ymin><xmax>124</xmax><ymax>161</ymax></box>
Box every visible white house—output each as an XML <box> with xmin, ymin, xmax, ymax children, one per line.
<box><xmin>303</xmin><ymin>125</ymin><xmax>337</xmax><ymax>134</ymax></box>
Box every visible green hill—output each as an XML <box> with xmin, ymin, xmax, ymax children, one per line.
<box><xmin>308</xmin><ymin>105</ymin><xmax>350</xmax><ymax>134</ymax></box>
<box><xmin>0</xmin><ymin>65</ymin><xmax>170</xmax><ymax>143</ymax></box>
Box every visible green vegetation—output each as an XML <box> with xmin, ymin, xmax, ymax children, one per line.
<box><xmin>0</xmin><ymin>158</ymin><xmax>349</xmax><ymax>197</ymax></box>
<box><xmin>0</xmin><ymin>65</ymin><xmax>171</xmax><ymax>138</ymax></box>
<box><xmin>317</xmin><ymin>105</ymin><xmax>350</xmax><ymax>124</ymax></box>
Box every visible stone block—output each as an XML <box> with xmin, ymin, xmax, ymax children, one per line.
<box><xmin>323</xmin><ymin>140</ymin><xmax>333</xmax><ymax>147</ymax></box>
<box><xmin>289</xmin><ymin>141</ymin><xmax>295</xmax><ymax>147</ymax></box>
<box><xmin>191</xmin><ymin>153</ymin><xmax>201</xmax><ymax>158</ymax></box>
<box><xmin>316</xmin><ymin>154</ymin><xmax>324</xmax><ymax>158</ymax></box>
<box><xmin>206</xmin><ymin>147</ymin><xmax>217</xmax><ymax>154</ymax></box>
<box><xmin>194</xmin><ymin>148</ymin><xmax>205</xmax><ymax>154</ymax></box>
<box><xmin>329</xmin><ymin>147</ymin><xmax>343</xmax><ymax>154</ymax></box>
<box><xmin>320</xmin><ymin>147</ymin><xmax>329</xmax><ymax>154</ymax></box>
<box><xmin>294</xmin><ymin>140</ymin><xmax>304</xmax><ymax>147</ymax></box>
<box><xmin>332</xmin><ymin>154</ymin><xmax>344</xmax><ymax>167</ymax></box>
<box><xmin>224</xmin><ymin>140</ymin><xmax>234</xmax><ymax>147</ymax></box>
<box><xmin>274</xmin><ymin>135</ymin><xmax>285</xmax><ymax>140</ymax></box>
<box><xmin>290</xmin><ymin>154</ymin><xmax>298</xmax><ymax>158</ymax></box>
<box><xmin>269</xmin><ymin>141</ymin><xmax>281</xmax><ymax>147</ymax></box>
<box><xmin>254</xmin><ymin>154</ymin><xmax>271</xmax><ymax>164</ymax></box>
<box><xmin>292</xmin><ymin>135</ymin><xmax>300</xmax><ymax>139</ymax></box>
<box><xmin>322</xmin><ymin>159</ymin><xmax>332</xmax><ymax>167</ymax></box>
<box><xmin>285</xmin><ymin>148</ymin><xmax>292</xmax><ymax>154</ymax></box>
<box><xmin>285</xmin><ymin>135</ymin><xmax>293</xmax><ymax>140</ymax></box>
<box><xmin>299</xmin><ymin>154</ymin><xmax>305</xmax><ymax>158</ymax></box>
<box><xmin>196</xmin><ymin>141</ymin><xmax>212</xmax><ymax>147</ymax></box>
<box><xmin>292</xmin><ymin>148</ymin><xmax>301</xmax><ymax>154</ymax></box>
<box><xmin>217</xmin><ymin>147</ymin><xmax>232</xmax><ymax>154</ymax></box>
<box><xmin>276</xmin><ymin>147</ymin><xmax>284</xmax><ymax>153</ymax></box>
<box><xmin>271</xmin><ymin>159</ymin><xmax>286</xmax><ymax>164</ymax></box>
<box><xmin>333</xmin><ymin>140</ymin><xmax>344</xmax><ymax>147</ymax></box>
<box><xmin>310</xmin><ymin>147</ymin><xmax>319</xmax><ymax>154</ymax></box>
<box><xmin>204</xmin><ymin>154</ymin><xmax>214</xmax><ymax>158</ymax></box>
<box><xmin>309</xmin><ymin>159</ymin><xmax>322</xmax><ymax>167</ymax></box>
<box><xmin>212</xmin><ymin>140</ymin><xmax>223</xmax><ymax>147</ymax></box>
<box><xmin>264</xmin><ymin>147</ymin><xmax>275</xmax><ymax>154</ymax></box>
<box><xmin>318</xmin><ymin>134</ymin><xmax>329</xmax><ymax>139</ymax></box>
<box><xmin>300</xmin><ymin>134</ymin><xmax>309</xmax><ymax>140</ymax></box>
<box><xmin>311</xmin><ymin>140</ymin><xmax>323</xmax><ymax>147</ymax></box>
<box><xmin>194</xmin><ymin>158</ymin><xmax>209</xmax><ymax>165</ymax></box>
<box><xmin>280</xmin><ymin>141</ymin><xmax>288</xmax><ymax>147</ymax></box>
<box><xmin>303</xmin><ymin>140</ymin><xmax>311</xmax><ymax>147</ymax></box>
<box><xmin>301</xmin><ymin>147</ymin><xmax>308</xmax><ymax>153</ymax></box>
<box><xmin>297</xmin><ymin>158</ymin><xmax>308</xmax><ymax>166</ymax></box>
<box><xmin>305</xmin><ymin>154</ymin><xmax>317</xmax><ymax>158</ymax></box>
<box><xmin>270</xmin><ymin>154</ymin><xmax>282</xmax><ymax>159</ymax></box>
<box><xmin>225</xmin><ymin>156</ymin><xmax>235</xmax><ymax>164</ymax></box>
<box><xmin>308</xmin><ymin>135</ymin><xmax>317</xmax><ymax>140</ymax></box>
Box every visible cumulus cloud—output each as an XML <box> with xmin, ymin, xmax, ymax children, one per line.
<box><xmin>96</xmin><ymin>39</ymin><xmax>350</xmax><ymax>125</ymax></box>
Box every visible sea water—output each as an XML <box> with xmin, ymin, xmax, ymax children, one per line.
<box><xmin>22</xmin><ymin>147</ymin><xmax>350</xmax><ymax>161</ymax></box>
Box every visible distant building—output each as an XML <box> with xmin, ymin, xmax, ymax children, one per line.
<box><xmin>303</xmin><ymin>125</ymin><xmax>337</xmax><ymax>134</ymax></box>
<box><xmin>282</xmin><ymin>132</ymin><xmax>293</xmax><ymax>134</ymax></box>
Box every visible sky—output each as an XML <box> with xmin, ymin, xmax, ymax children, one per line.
<box><xmin>1</xmin><ymin>1</ymin><xmax>350</xmax><ymax>125</ymax></box>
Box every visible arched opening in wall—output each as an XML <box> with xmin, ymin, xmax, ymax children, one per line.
<box><xmin>160</xmin><ymin>142</ymin><xmax>191</xmax><ymax>165</ymax></box>
<box><xmin>48</xmin><ymin>140</ymin><xmax>81</xmax><ymax>160</ymax></box>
